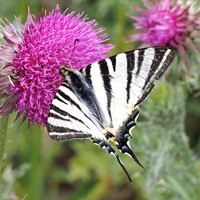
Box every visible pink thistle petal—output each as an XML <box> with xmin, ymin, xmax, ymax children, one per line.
<box><xmin>130</xmin><ymin>0</ymin><xmax>200</xmax><ymax>65</ymax></box>
<box><xmin>0</xmin><ymin>5</ymin><xmax>114</xmax><ymax>125</ymax></box>
<box><xmin>0</xmin><ymin>44</ymin><xmax>14</xmax><ymax>63</ymax></box>
<box><xmin>1</xmin><ymin>21</ymin><xmax>22</xmax><ymax>50</ymax></box>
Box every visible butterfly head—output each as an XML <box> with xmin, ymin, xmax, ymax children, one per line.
<box><xmin>59</xmin><ymin>65</ymin><xmax>76</xmax><ymax>78</ymax></box>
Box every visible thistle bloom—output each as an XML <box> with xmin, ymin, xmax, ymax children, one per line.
<box><xmin>131</xmin><ymin>0</ymin><xmax>200</xmax><ymax>64</ymax></box>
<box><xmin>0</xmin><ymin>5</ymin><xmax>114</xmax><ymax>125</ymax></box>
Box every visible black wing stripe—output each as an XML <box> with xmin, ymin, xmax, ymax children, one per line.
<box><xmin>57</xmin><ymin>89</ymin><xmax>82</xmax><ymax>111</ymax></box>
<box><xmin>49</xmin><ymin>132</ymin><xmax>91</xmax><ymax>141</ymax></box>
<box><xmin>154</xmin><ymin>50</ymin><xmax>174</xmax><ymax>78</ymax></box>
<box><xmin>51</xmin><ymin>104</ymin><xmax>70</xmax><ymax>117</ymax></box>
<box><xmin>146</xmin><ymin>48</ymin><xmax>173</xmax><ymax>88</ymax></box>
<box><xmin>99</xmin><ymin>60</ymin><xmax>109</xmax><ymax>74</ymax></box>
<box><xmin>48</xmin><ymin>124</ymin><xmax>91</xmax><ymax>139</ymax></box>
<box><xmin>99</xmin><ymin>60</ymin><xmax>113</xmax><ymax>123</ymax></box>
<box><xmin>50</xmin><ymin>104</ymin><xmax>90</xmax><ymax>129</ymax></box>
<box><xmin>55</xmin><ymin>95</ymin><xmax>67</xmax><ymax>105</ymax></box>
<box><xmin>136</xmin><ymin>49</ymin><xmax>144</xmax><ymax>76</ymax></box>
<box><xmin>126</xmin><ymin>52</ymin><xmax>135</xmax><ymax>103</ymax></box>
<box><xmin>135</xmin><ymin>83</ymin><xmax>155</xmax><ymax>106</ymax></box>
<box><xmin>110</xmin><ymin>56</ymin><xmax>116</xmax><ymax>71</ymax></box>
<box><xmin>143</xmin><ymin>48</ymin><xmax>165</xmax><ymax>89</ymax></box>
<box><xmin>48</xmin><ymin>112</ymin><xmax>70</xmax><ymax>121</ymax></box>
<box><xmin>48</xmin><ymin>125</ymin><xmax>80</xmax><ymax>133</ymax></box>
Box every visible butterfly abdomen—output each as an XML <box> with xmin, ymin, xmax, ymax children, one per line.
<box><xmin>67</xmin><ymin>70</ymin><xmax>106</xmax><ymax>126</ymax></box>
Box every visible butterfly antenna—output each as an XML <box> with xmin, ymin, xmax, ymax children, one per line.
<box><xmin>66</xmin><ymin>39</ymin><xmax>79</xmax><ymax>69</ymax></box>
<box><xmin>92</xmin><ymin>139</ymin><xmax>132</xmax><ymax>182</ymax></box>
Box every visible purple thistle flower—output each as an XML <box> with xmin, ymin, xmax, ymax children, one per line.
<box><xmin>130</xmin><ymin>0</ymin><xmax>200</xmax><ymax>64</ymax></box>
<box><xmin>0</xmin><ymin>5</ymin><xmax>114</xmax><ymax>125</ymax></box>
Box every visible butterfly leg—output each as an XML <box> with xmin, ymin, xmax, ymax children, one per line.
<box><xmin>92</xmin><ymin>138</ymin><xmax>132</xmax><ymax>182</ymax></box>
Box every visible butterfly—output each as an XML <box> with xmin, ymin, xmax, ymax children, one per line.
<box><xmin>47</xmin><ymin>46</ymin><xmax>174</xmax><ymax>182</ymax></box>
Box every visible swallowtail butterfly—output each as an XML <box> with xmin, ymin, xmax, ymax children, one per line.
<box><xmin>47</xmin><ymin>46</ymin><xmax>174</xmax><ymax>182</ymax></box>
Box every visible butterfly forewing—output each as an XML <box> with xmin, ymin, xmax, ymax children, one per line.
<box><xmin>83</xmin><ymin>47</ymin><xmax>173</xmax><ymax>131</ymax></box>
<box><xmin>47</xmin><ymin>46</ymin><xmax>174</xmax><ymax>181</ymax></box>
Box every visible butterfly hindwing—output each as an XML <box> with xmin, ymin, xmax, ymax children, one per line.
<box><xmin>47</xmin><ymin>46</ymin><xmax>174</xmax><ymax>181</ymax></box>
<box><xmin>47</xmin><ymin>77</ymin><xmax>131</xmax><ymax>180</ymax></box>
<box><xmin>47</xmin><ymin>81</ymin><xmax>102</xmax><ymax>141</ymax></box>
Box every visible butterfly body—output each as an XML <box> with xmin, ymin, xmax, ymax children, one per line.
<box><xmin>47</xmin><ymin>46</ymin><xmax>174</xmax><ymax>181</ymax></box>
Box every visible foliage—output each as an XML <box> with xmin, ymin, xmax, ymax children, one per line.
<box><xmin>0</xmin><ymin>0</ymin><xmax>200</xmax><ymax>200</ymax></box>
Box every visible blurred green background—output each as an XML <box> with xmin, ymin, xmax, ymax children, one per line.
<box><xmin>0</xmin><ymin>0</ymin><xmax>200</xmax><ymax>200</ymax></box>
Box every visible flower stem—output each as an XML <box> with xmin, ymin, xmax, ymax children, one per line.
<box><xmin>0</xmin><ymin>116</ymin><xmax>8</xmax><ymax>178</ymax></box>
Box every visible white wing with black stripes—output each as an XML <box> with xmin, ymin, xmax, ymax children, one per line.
<box><xmin>47</xmin><ymin>46</ymin><xmax>174</xmax><ymax>182</ymax></box>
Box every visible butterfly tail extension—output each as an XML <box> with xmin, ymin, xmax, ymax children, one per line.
<box><xmin>115</xmin><ymin>108</ymin><xmax>145</xmax><ymax>170</ymax></box>
<box><xmin>117</xmin><ymin>143</ymin><xmax>145</xmax><ymax>170</ymax></box>
<box><xmin>92</xmin><ymin>138</ymin><xmax>133</xmax><ymax>182</ymax></box>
